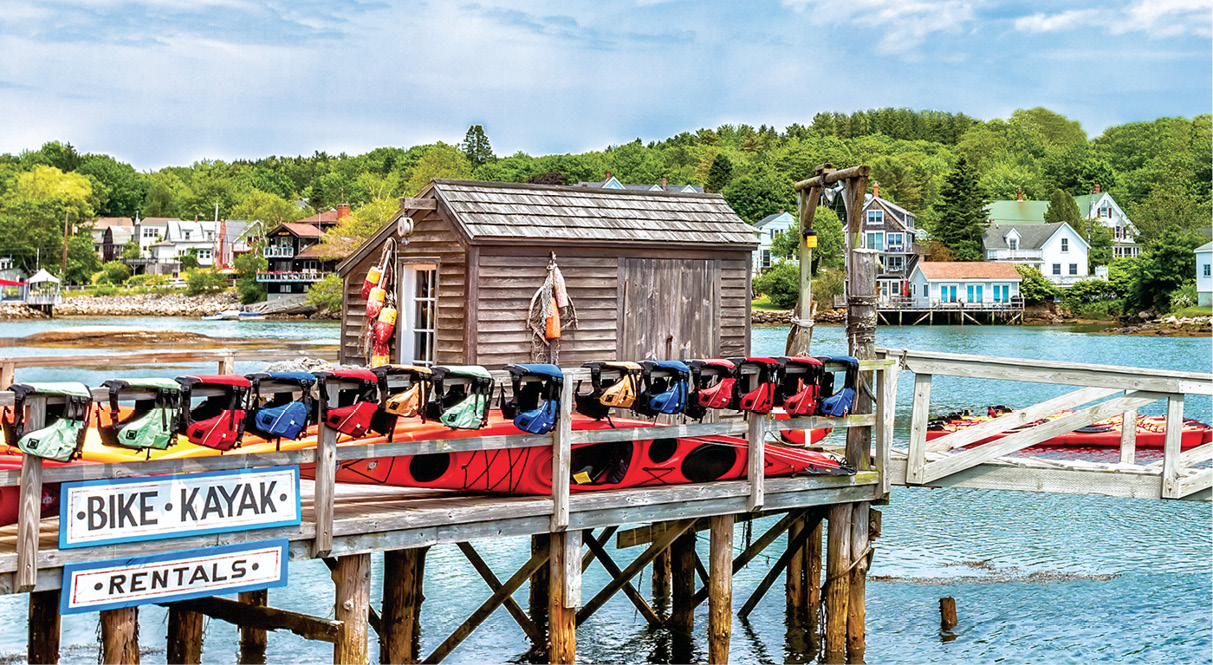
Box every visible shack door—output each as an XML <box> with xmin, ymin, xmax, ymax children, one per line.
<box><xmin>619</xmin><ymin>258</ymin><xmax>720</xmax><ymax>360</ymax></box>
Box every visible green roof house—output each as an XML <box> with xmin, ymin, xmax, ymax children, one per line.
<box><xmin>986</xmin><ymin>186</ymin><xmax>1139</xmax><ymax>262</ymax></box>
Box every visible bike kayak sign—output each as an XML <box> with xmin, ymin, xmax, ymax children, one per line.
<box><xmin>60</xmin><ymin>539</ymin><xmax>289</xmax><ymax>614</ymax></box>
<box><xmin>59</xmin><ymin>466</ymin><xmax>301</xmax><ymax>548</ymax></box>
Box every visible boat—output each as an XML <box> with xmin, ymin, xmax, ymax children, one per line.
<box><xmin>926</xmin><ymin>409</ymin><xmax>1213</xmax><ymax>449</ymax></box>
<box><xmin>201</xmin><ymin>309</ymin><xmax>266</xmax><ymax>321</ymax></box>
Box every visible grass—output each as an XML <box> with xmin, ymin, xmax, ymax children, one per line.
<box><xmin>1169</xmin><ymin>305</ymin><xmax>1212</xmax><ymax>318</ymax></box>
<box><xmin>751</xmin><ymin>296</ymin><xmax>789</xmax><ymax>311</ymax></box>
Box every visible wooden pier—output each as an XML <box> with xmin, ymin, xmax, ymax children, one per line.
<box><xmin>0</xmin><ymin>351</ymin><xmax>898</xmax><ymax>665</ymax></box>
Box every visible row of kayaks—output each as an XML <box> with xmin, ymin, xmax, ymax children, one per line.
<box><xmin>927</xmin><ymin>407</ymin><xmax>1213</xmax><ymax>449</ymax></box>
<box><xmin>0</xmin><ymin>358</ymin><xmax>859</xmax><ymax>524</ymax></box>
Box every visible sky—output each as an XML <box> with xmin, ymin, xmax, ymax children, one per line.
<box><xmin>0</xmin><ymin>0</ymin><xmax>1209</xmax><ymax>171</ymax></box>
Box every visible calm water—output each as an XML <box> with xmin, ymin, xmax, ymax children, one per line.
<box><xmin>0</xmin><ymin>318</ymin><xmax>1208</xmax><ymax>664</ymax></box>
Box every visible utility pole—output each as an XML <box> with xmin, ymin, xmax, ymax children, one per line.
<box><xmin>60</xmin><ymin>209</ymin><xmax>71</xmax><ymax>279</ymax></box>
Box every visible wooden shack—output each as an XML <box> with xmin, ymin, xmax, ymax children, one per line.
<box><xmin>336</xmin><ymin>179</ymin><xmax>757</xmax><ymax>367</ymax></box>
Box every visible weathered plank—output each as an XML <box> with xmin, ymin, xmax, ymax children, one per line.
<box><xmin>1161</xmin><ymin>394</ymin><xmax>1186</xmax><ymax>499</ymax></box>
<box><xmin>905</xmin><ymin>373</ymin><xmax>933</xmax><ymax>484</ymax></box>
<box><xmin>926</xmin><ymin>386</ymin><xmax>1122</xmax><ymax>453</ymax></box>
<box><xmin>167</xmin><ymin>596</ymin><xmax>341</xmax><ymax>644</ymax></box>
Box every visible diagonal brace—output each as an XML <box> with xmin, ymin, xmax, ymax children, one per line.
<box><xmin>575</xmin><ymin>518</ymin><xmax>695</xmax><ymax>626</ymax></box>
<box><xmin>457</xmin><ymin>542</ymin><xmax>545</xmax><ymax>644</ymax></box>
<box><xmin>580</xmin><ymin>529</ymin><xmax>663</xmax><ymax>627</ymax></box>
<box><xmin>692</xmin><ymin>509</ymin><xmax>804</xmax><ymax>607</ymax></box>
<box><xmin>737</xmin><ymin>515</ymin><xmax>816</xmax><ymax>618</ymax></box>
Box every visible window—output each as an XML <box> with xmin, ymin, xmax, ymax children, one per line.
<box><xmin>1100</xmin><ymin>204</ymin><xmax>1110</xmax><ymax>218</ymax></box>
<box><xmin>866</xmin><ymin>232</ymin><xmax>883</xmax><ymax>251</ymax></box>
<box><xmin>1061</xmin><ymin>238</ymin><xmax>1069</xmax><ymax>252</ymax></box>
<box><xmin>887</xmin><ymin>233</ymin><xmax>904</xmax><ymax>250</ymax></box>
<box><xmin>1008</xmin><ymin>238</ymin><xmax>1018</xmax><ymax>251</ymax></box>
<box><xmin>922</xmin><ymin>284</ymin><xmax>929</xmax><ymax>298</ymax></box>
<box><xmin>993</xmin><ymin>284</ymin><xmax>1010</xmax><ymax>302</ymax></box>
<box><xmin>1069</xmin><ymin>263</ymin><xmax>1077</xmax><ymax>275</ymax></box>
<box><xmin>884</xmin><ymin>255</ymin><xmax>904</xmax><ymax>273</ymax></box>
<box><xmin>403</xmin><ymin>265</ymin><xmax>437</xmax><ymax>366</ymax></box>
<box><xmin>941</xmin><ymin>284</ymin><xmax>958</xmax><ymax>302</ymax></box>
<box><xmin>866</xmin><ymin>210</ymin><xmax>883</xmax><ymax>225</ymax></box>
<box><xmin>197</xmin><ymin>249</ymin><xmax>212</xmax><ymax>260</ymax></box>
<box><xmin>183</xmin><ymin>231</ymin><xmax>191</xmax><ymax>240</ymax></box>
<box><xmin>1204</xmin><ymin>264</ymin><xmax>1210</xmax><ymax>277</ymax></box>
<box><xmin>1051</xmin><ymin>264</ymin><xmax>1060</xmax><ymax>275</ymax></box>
<box><xmin>966</xmin><ymin>284</ymin><xmax>983</xmax><ymax>303</ymax></box>
<box><xmin>905</xmin><ymin>214</ymin><xmax>916</xmax><ymax>228</ymax></box>
<box><xmin>142</xmin><ymin>228</ymin><xmax>158</xmax><ymax>239</ymax></box>
<box><xmin>760</xmin><ymin>250</ymin><xmax>772</xmax><ymax>270</ymax></box>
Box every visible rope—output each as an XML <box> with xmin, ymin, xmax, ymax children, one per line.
<box><xmin>817</xmin><ymin>544</ymin><xmax>876</xmax><ymax>633</ymax></box>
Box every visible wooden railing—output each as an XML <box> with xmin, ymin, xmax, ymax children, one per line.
<box><xmin>880</xmin><ymin>348</ymin><xmax>1213</xmax><ymax>501</ymax></box>
<box><xmin>0</xmin><ymin>352</ymin><xmax>897</xmax><ymax>593</ymax></box>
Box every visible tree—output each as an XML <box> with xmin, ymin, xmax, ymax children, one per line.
<box><xmin>233</xmin><ymin>250</ymin><xmax>267</xmax><ymax>304</ymax></box>
<box><xmin>1123</xmin><ymin>228</ymin><xmax>1202</xmax><ymax>312</ymax></box>
<box><xmin>753</xmin><ymin>262</ymin><xmax>800</xmax><ymax>309</ymax></box>
<box><xmin>185</xmin><ymin>269</ymin><xmax>227</xmax><ymax>295</ymax></box>
<box><xmin>99</xmin><ymin>260</ymin><xmax>132</xmax><ymax>285</ymax></box>
<box><xmin>64</xmin><ymin>231</ymin><xmax>100</xmax><ymax>284</ymax></box>
<box><xmin>1042</xmin><ymin>189</ymin><xmax>1081</xmax><ymax>225</ymax></box>
<box><xmin>121</xmin><ymin>239</ymin><xmax>141</xmax><ymax>259</ymax></box>
<box><xmin>705</xmin><ymin>153</ymin><xmax>734</xmax><ymax>193</ymax></box>
<box><xmin>404</xmin><ymin>144</ymin><xmax>472</xmax><ymax>196</ymax></box>
<box><xmin>721</xmin><ymin>166</ymin><xmax>795</xmax><ymax>226</ymax></box>
<box><xmin>1014</xmin><ymin>264</ymin><xmax>1059</xmax><ymax>304</ymax></box>
<box><xmin>1075</xmin><ymin>218</ymin><xmax>1113</xmax><ymax>269</ymax></box>
<box><xmin>928</xmin><ymin>156</ymin><xmax>988</xmax><ymax>260</ymax></box>
<box><xmin>460</xmin><ymin>125</ymin><xmax>495</xmax><ymax>169</ymax></box>
<box><xmin>142</xmin><ymin>178</ymin><xmax>177</xmax><ymax>217</ymax></box>
<box><xmin>231</xmin><ymin>190</ymin><xmax>299</xmax><ymax>225</ymax></box>
<box><xmin>317</xmin><ymin>198</ymin><xmax>398</xmax><ymax>259</ymax></box>
<box><xmin>769</xmin><ymin>207</ymin><xmax>844</xmax><ymax>271</ymax></box>
<box><xmin>179</xmin><ymin>248</ymin><xmax>200</xmax><ymax>271</ymax></box>
<box><xmin>0</xmin><ymin>165</ymin><xmax>96</xmax><ymax>272</ymax></box>
<box><xmin>306</xmin><ymin>273</ymin><xmax>343</xmax><ymax>312</ymax></box>
<box><xmin>77</xmin><ymin>154</ymin><xmax>147</xmax><ymax>217</ymax></box>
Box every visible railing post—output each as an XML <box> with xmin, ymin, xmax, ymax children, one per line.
<box><xmin>1119</xmin><ymin>399</ymin><xmax>1138</xmax><ymax>465</ymax></box>
<box><xmin>551</xmin><ymin>378</ymin><xmax>574</xmax><ymax>532</ymax></box>
<box><xmin>218</xmin><ymin>353</ymin><xmax>235</xmax><ymax>375</ymax></box>
<box><xmin>314</xmin><ymin>382</ymin><xmax>337</xmax><ymax>557</ymax></box>
<box><xmin>746</xmin><ymin>371</ymin><xmax>764</xmax><ymax>512</ymax></box>
<box><xmin>0</xmin><ymin>361</ymin><xmax>15</xmax><ymax>389</ymax></box>
<box><xmin>1161</xmin><ymin>394</ymin><xmax>1185</xmax><ymax>499</ymax></box>
<box><xmin>16</xmin><ymin>395</ymin><xmax>46</xmax><ymax>593</ymax></box>
<box><xmin>905</xmin><ymin>373</ymin><xmax>933</xmax><ymax>484</ymax></box>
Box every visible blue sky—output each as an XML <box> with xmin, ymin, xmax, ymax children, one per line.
<box><xmin>0</xmin><ymin>0</ymin><xmax>1209</xmax><ymax>170</ymax></box>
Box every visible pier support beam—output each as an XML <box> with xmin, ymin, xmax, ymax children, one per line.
<box><xmin>29</xmin><ymin>589</ymin><xmax>61</xmax><ymax>665</ymax></box>
<box><xmin>707</xmin><ymin>515</ymin><xmax>733</xmax><ymax>665</ymax></box>
<box><xmin>786</xmin><ymin>517</ymin><xmax>806</xmax><ymax>624</ymax></box>
<box><xmin>333</xmin><ymin>553</ymin><xmax>371</xmax><ymax>665</ymax></box>
<box><xmin>808</xmin><ymin>514</ymin><xmax>824</xmax><ymax>623</ymax></box>
<box><xmin>239</xmin><ymin>590</ymin><xmax>269</xmax><ymax>664</ymax></box>
<box><xmin>548</xmin><ymin>531</ymin><xmax>580</xmax><ymax>665</ymax></box>
<box><xmin>529</xmin><ymin>534</ymin><xmax>550</xmax><ymax>645</ymax></box>
<box><xmin>824</xmin><ymin>505</ymin><xmax>852</xmax><ymax>664</ymax></box>
<box><xmin>382</xmin><ymin>548</ymin><xmax>427</xmax><ymax>664</ymax></box>
<box><xmin>670</xmin><ymin>530</ymin><xmax>697</xmax><ymax>634</ymax></box>
<box><xmin>847</xmin><ymin>503</ymin><xmax>870</xmax><ymax>663</ymax></box>
<box><xmin>652</xmin><ymin>547</ymin><xmax>671</xmax><ymax>611</ymax></box>
<box><xmin>101</xmin><ymin>607</ymin><xmax>140</xmax><ymax>665</ymax></box>
<box><xmin>167</xmin><ymin>605</ymin><xmax>204</xmax><ymax>665</ymax></box>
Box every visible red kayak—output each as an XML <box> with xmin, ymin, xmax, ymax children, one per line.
<box><xmin>927</xmin><ymin>411</ymin><xmax>1213</xmax><ymax>449</ymax></box>
<box><xmin>332</xmin><ymin>415</ymin><xmax>850</xmax><ymax>494</ymax></box>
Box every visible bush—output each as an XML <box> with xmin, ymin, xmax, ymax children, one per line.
<box><xmin>1062</xmin><ymin>278</ymin><xmax>1119</xmax><ymax>312</ymax></box>
<box><xmin>753</xmin><ymin>262</ymin><xmax>800</xmax><ymax>309</ymax></box>
<box><xmin>812</xmin><ymin>267</ymin><xmax>845</xmax><ymax>312</ymax></box>
<box><xmin>99</xmin><ymin>261</ymin><xmax>132</xmax><ymax>286</ymax></box>
<box><xmin>306</xmin><ymin>274</ymin><xmax>343</xmax><ymax>312</ymax></box>
<box><xmin>237</xmin><ymin>277</ymin><xmax>266</xmax><ymax>305</ymax></box>
<box><xmin>1168</xmin><ymin>282</ymin><xmax>1198</xmax><ymax>313</ymax></box>
<box><xmin>1014</xmin><ymin>264</ymin><xmax>1059</xmax><ymax>304</ymax></box>
<box><xmin>127</xmin><ymin>273</ymin><xmax>169</xmax><ymax>287</ymax></box>
<box><xmin>1073</xmin><ymin>300</ymin><xmax>1122</xmax><ymax>320</ymax></box>
<box><xmin>185</xmin><ymin>269</ymin><xmax>228</xmax><ymax>295</ymax></box>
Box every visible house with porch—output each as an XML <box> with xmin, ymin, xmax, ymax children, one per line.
<box><xmin>858</xmin><ymin>185</ymin><xmax>925</xmax><ymax>302</ymax></box>
<box><xmin>908</xmin><ymin>262</ymin><xmax>1022</xmax><ymax>308</ymax></box>
<box><xmin>987</xmin><ymin>185</ymin><xmax>1139</xmax><ymax>261</ymax></box>
<box><xmin>257</xmin><ymin>208</ymin><xmax>346</xmax><ymax>299</ymax></box>
<box><xmin>91</xmin><ymin>218</ymin><xmax>133</xmax><ymax>260</ymax></box>
<box><xmin>983</xmin><ymin>222</ymin><xmax>1090</xmax><ymax>287</ymax></box>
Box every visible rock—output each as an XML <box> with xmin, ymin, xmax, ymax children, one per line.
<box><xmin>0</xmin><ymin>303</ymin><xmax>50</xmax><ymax>320</ymax></box>
<box><xmin>57</xmin><ymin>291</ymin><xmax>240</xmax><ymax>318</ymax></box>
<box><xmin>1137</xmin><ymin>310</ymin><xmax>1154</xmax><ymax>321</ymax></box>
<box><xmin>21</xmin><ymin>327</ymin><xmax>218</xmax><ymax>346</ymax></box>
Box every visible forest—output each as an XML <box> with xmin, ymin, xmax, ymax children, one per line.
<box><xmin>0</xmin><ymin>107</ymin><xmax>1208</xmax><ymax>314</ymax></box>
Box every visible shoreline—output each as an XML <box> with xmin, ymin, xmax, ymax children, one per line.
<box><xmin>749</xmin><ymin>308</ymin><xmax>1210</xmax><ymax>336</ymax></box>
<box><xmin>0</xmin><ymin>292</ymin><xmax>340</xmax><ymax>321</ymax></box>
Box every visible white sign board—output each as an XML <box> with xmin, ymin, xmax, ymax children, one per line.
<box><xmin>60</xmin><ymin>539</ymin><xmax>289</xmax><ymax>615</ymax></box>
<box><xmin>59</xmin><ymin>466</ymin><xmax>300</xmax><ymax>548</ymax></box>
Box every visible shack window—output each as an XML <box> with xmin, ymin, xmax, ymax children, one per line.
<box><xmin>402</xmin><ymin>265</ymin><xmax>437</xmax><ymax>366</ymax></box>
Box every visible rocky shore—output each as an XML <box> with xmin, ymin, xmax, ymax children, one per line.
<box><xmin>1102</xmin><ymin>315</ymin><xmax>1211</xmax><ymax>337</ymax></box>
<box><xmin>0</xmin><ymin>303</ymin><xmax>49</xmax><ymax>320</ymax></box>
<box><xmin>57</xmin><ymin>292</ymin><xmax>241</xmax><ymax>317</ymax></box>
<box><xmin>751</xmin><ymin>308</ymin><xmax>845</xmax><ymax>324</ymax></box>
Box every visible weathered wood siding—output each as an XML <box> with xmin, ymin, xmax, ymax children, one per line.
<box><xmin>618</xmin><ymin>258</ymin><xmax>718</xmax><ymax>361</ymax></box>
<box><xmin>339</xmin><ymin>211</ymin><xmax>466</xmax><ymax>365</ymax></box>
<box><xmin>719</xmin><ymin>257</ymin><xmax>750</xmax><ymax>357</ymax></box>
<box><xmin>473</xmin><ymin>253</ymin><xmax>619</xmax><ymax>369</ymax></box>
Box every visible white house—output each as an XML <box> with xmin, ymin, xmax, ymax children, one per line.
<box><xmin>987</xmin><ymin>185</ymin><xmax>1140</xmax><ymax>261</ymax></box>
<box><xmin>908</xmin><ymin>262</ymin><xmax>1022</xmax><ymax>308</ymax></box>
<box><xmin>983</xmin><ymin>222</ymin><xmax>1090</xmax><ymax>287</ymax></box>
<box><xmin>148</xmin><ymin>220</ymin><xmax>219</xmax><ymax>268</ymax></box>
<box><xmin>752</xmin><ymin>210</ymin><xmax>795</xmax><ymax>275</ymax></box>
<box><xmin>1197</xmin><ymin>241</ymin><xmax>1212</xmax><ymax>307</ymax></box>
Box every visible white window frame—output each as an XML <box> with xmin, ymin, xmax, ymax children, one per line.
<box><xmin>866</xmin><ymin>210</ymin><xmax>884</xmax><ymax>225</ymax></box>
<box><xmin>884</xmin><ymin>255</ymin><xmax>904</xmax><ymax>273</ymax></box>
<box><xmin>887</xmin><ymin>232</ymin><xmax>904</xmax><ymax>250</ymax></box>
<box><xmin>1061</xmin><ymin>238</ymin><xmax>1069</xmax><ymax>253</ymax></box>
<box><xmin>1052</xmin><ymin>264</ymin><xmax>1062</xmax><ymax>275</ymax></box>
<box><xmin>400</xmin><ymin>264</ymin><xmax>438</xmax><ymax>367</ymax></box>
<box><xmin>1069</xmin><ymin>263</ymin><xmax>1078</xmax><ymax>275</ymax></box>
<box><xmin>1008</xmin><ymin>238</ymin><xmax>1018</xmax><ymax>251</ymax></box>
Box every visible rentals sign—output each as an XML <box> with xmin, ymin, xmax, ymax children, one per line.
<box><xmin>60</xmin><ymin>539</ymin><xmax>289</xmax><ymax>614</ymax></box>
<box><xmin>59</xmin><ymin>466</ymin><xmax>301</xmax><ymax>548</ymax></box>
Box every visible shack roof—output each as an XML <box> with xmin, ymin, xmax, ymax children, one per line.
<box><xmin>914</xmin><ymin>262</ymin><xmax>1022</xmax><ymax>281</ymax></box>
<box><xmin>339</xmin><ymin>179</ymin><xmax>757</xmax><ymax>274</ymax></box>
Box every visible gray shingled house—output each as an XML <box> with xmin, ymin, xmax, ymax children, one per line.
<box><xmin>336</xmin><ymin>179</ymin><xmax>757</xmax><ymax>367</ymax></box>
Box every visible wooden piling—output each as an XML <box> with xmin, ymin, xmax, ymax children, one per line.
<box><xmin>847</xmin><ymin>502</ymin><xmax>870</xmax><ymax>663</ymax></box>
<box><xmin>707</xmin><ymin>515</ymin><xmax>733</xmax><ymax>665</ymax></box>
<box><xmin>529</xmin><ymin>533</ymin><xmax>550</xmax><ymax>648</ymax></box>
<box><xmin>100</xmin><ymin>607</ymin><xmax>140</xmax><ymax>665</ymax></box>
<box><xmin>824</xmin><ymin>504</ymin><xmax>852</xmax><ymax>664</ymax></box>
<box><xmin>28</xmin><ymin>589</ymin><xmax>60</xmax><ymax>665</ymax></box>
<box><xmin>670</xmin><ymin>530</ymin><xmax>697</xmax><ymax>634</ymax></box>
<box><xmin>548</xmin><ymin>531</ymin><xmax>579</xmax><ymax>665</ymax></box>
<box><xmin>652</xmin><ymin>547</ymin><xmax>672</xmax><ymax>610</ymax></box>
<box><xmin>808</xmin><ymin>514</ymin><xmax>824</xmax><ymax>621</ymax></box>
<box><xmin>167</xmin><ymin>605</ymin><xmax>204</xmax><ymax>665</ymax></box>
<box><xmin>333</xmin><ymin>553</ymin><xmax>371</xmax><ymax>665</ymax></box>
<box><xmin>383</xmin><ymin>548</ymin><xmax>427</xmax><ymax>664</ymax></box>
<box><xmin>939</xmin><ymin>597</ymin><xmax>957</xmax><ymax>630</ymax></box>
<box><xmin>238</xmin><ymin>590</ymin><xmax>269</xmax><ymax>664</ymax></box>
<box><xmin>785</xmin><ymin>518</ymin><xmax>806</xmax><ymax>624</ymax></box>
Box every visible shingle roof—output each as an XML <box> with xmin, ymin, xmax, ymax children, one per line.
<box><xmin>916</xmin><ymin>262</ymin><xmax>1022</xmax><ymax>280</ymax></box>
<box><xmin>863</xmin><ymin>195</ymin><xmax>915</xmax><ymax>225</ymax></box>
<box><xmin>94</xmin><ymin>217</ymin><xmax>133</xmax><ymax>228</ymax></box>
<box><xmin>433</xmin><ymin>179</ymin><xmax>754</xmax><ymax>245</ymax></box>
<box><xmin>983</xmin><ymin>223</ymin><xmax>1069</xmax><ymax>251</ymax></box>
<box><xmin>986</xmin><ymin>200</ymin><xmax>1050</xmax><ymax>224</ymax></box>
<box><xmin>279</xmin><ymin>222</ymin><xmax>324</xmax><ymax>238</ymax></box>
<box><xmin>755</xmin><ymin>211</ymin><xmax>794</xmax><ymax>230</ymax></box>
<box><xmin>299</xmin><ymin>210</ymin><xmax>341</xmax><ymax>225</ymax></box>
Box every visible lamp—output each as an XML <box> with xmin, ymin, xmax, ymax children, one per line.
<box><xmin>802</xmin><ymin>229</ymin><xmax>818</xmax><ymax>248</ymax></box>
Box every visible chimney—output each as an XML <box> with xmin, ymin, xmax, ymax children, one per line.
<box><xmin>337</xmin><ymin>203</ymin><xmax>350</xmax><ymax>220</ymax></box>
<box><xmin>1016</xmin><ymin>189</ymin><xmax>1023</xmax><ymax>202</ymax></box>
<box><xmin>661</xmin><ymin>177</ymin><xmax>667</xmax><ymax>191</ymax></box>
<box><xmin>1094</xmin><ymin>183</ymin><xmax>1101</xmax><ymax>193</ymax></box>
<box><xmin>872</xmin><ymin>182</ymin><xmax>879</xmax><ymax>199</ymax></box>
<box><xmin>604</xmin><ymin>170</ymin><xmax>611</xmax><ymax>181</ymax></box>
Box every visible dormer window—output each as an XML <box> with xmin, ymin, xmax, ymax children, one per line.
<box><xmin>1008</xmin><ymin>238</ymin><xmax>1018</xmax><ymax>251</ymax></box>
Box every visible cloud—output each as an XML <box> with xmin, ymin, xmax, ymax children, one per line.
<box><xmin>1015</xmin><ymin>0</ymin><xmax>1211</xmax><ymax>38</ymax></box>
<box><xmin>781</xmin><ymin>0</ymin><xmax>974</xmax><ymax>55</ymax></box>
<box><xmin>461</xmin><ymin>3</ymin><xmax>695</xmax><ymax>50</ymax></box>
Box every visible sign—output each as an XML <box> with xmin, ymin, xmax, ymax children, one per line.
<box><xmin>60</xmin><ymin>539</ymin><xmax>289</xmax><ymax>615</ymax></box>
<box><xmin>59</xmin><ymin>466</ymin><xmax>300</xmax><ymax>549</ymax></box>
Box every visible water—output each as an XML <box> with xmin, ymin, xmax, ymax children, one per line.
<box><xmin>0</xmin><ymin>318</ymin><xmax>1208</xmax><ymax>664</ymax></box>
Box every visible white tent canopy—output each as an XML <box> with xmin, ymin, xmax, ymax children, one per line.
<box><xmin>27</xmin><ymin>269</ymin><xmax>61</xmax><ymax>285</ymax></box>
